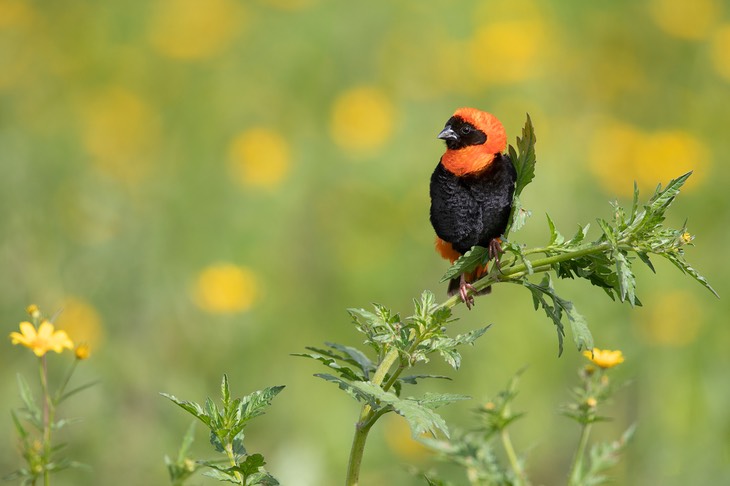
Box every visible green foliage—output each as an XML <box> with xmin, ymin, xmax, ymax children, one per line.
<box><xmin>442</xmin><ymin>115</ymin><xmax>715</xmax><ymax>354</ymax></box>
<box><xmin>161</xmin><ymin>376</ymin><xmax>283</xmax><ymax>485</ymax></box>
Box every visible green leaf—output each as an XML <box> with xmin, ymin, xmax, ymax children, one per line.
<box><xmin>10</xmin><ymin>410</ymin><xmax>28</xmax><ymax>440</ymax></box>
<box><xmin>16</xmin><ymin>373</ymin><xmax>41</xmax><ymax>429</ymax></box>
<box><xmin>417</xmin><ymin>392</ymin><xmax>471</xmax><ymax>410</ymax></box>
<box><xmin>160</xmin><ymin>393</ymin><xmax>212</xmax><ymax>428</ymax></box>
<box><xmin>546</xmin><ymin>214</ymin><xmax>564</xmax><ymax>246</ymax></box>
<box><xmin>316</xmin><ymin>375</ymin><xmax>452</xmax><ymax>437</ymax></box>
<box><xmin>511</xmin><ymin>113</ymin><xmax>537</xmax><ymax>200</ymax></box>
<box><xmin>177</xmin><ymin>421</ymin><xmax>196</xmax><ymax>464</ymax></box>
<box><xmin>238</xmin><ymin>386</ymin><xmax>286</xmax><ymax>423</ymax></box>
<box><xmin>292</xmin><ymin>352</ymin><xmax>366</xmax><ymax>382</ymax></box>
<box><xmin>441</xmin><ymin>246</ymin><xmax>489</xmax><ymax>282</ymax></box>
<box><xmin>399</xmin><ymin>374</ymin><xmax>452</xmax><ymax>385</ymax></box>
<box><xmin>58</xmin><ymin>380</ymin><xmax>99</xmax><ymax>404</ymax></box>
<box><xmin>221</xmin><ymin>374</ymin><xmax>231</xmax><ymax>407</ymax></box>
<box><xmin>325</xmin><ymin>342</ymin><xmax>375</xmax><ymax>375</ymax></box>
<box><xmin>522</xmin><ymin>276</ymin><xmax>593</xmax><ymax>355</ymax></box>
<box><xmin>662</xmin><ymin>251</ymin><xmax>719</xmax><ymax>298</ymax></box>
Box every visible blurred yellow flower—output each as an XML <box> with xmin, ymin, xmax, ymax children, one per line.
<box><xmin>710</xmin><ymin>24</ymin><xmax>730</xmax><ymax>81</ymax></box>
<box><xmin>635</xmin><ymin>131</ymin><xmax>709</xmax><ymax>192</ymax></box>
<box><xmin>680</xmin><ymin>231</ymin><xmax>694</xmax><ymax>245</ymax></box>
<box><xmin>54</xmin><ymin>297</ymin><xmax>104</xmax><ymax>351</ymax></box>
<box><xmin>228</xmin><ymin>128</ymin><xmax>291</xmax><ymax>188</ymax></box>
<box><xmin>634</xmin><ymin>290</ymin><xmax>704</xmax><ymax>346</ymax></box>
<box><xmin>589</xmin><ymin>120</ymin><xmax>709</xmax><ymax>195</ymax></box>
<box><xmin>382</xmin><ymin>414</ymin><xmax>430</xmax><ymax>463</ymax></box>
<box><xmin>193</xmin><ymin>263</ymin><xmax>259</xmax><ymax>314</ymax></box>
<box><xmin>10</xmin><ymin>320</ymin><xmax>74</xmax><ymax>357</ymax></box>
<box><xmin>75</xmin><ymin>343</ymin><xmax>91</xmax><ymax>361</ymax></box>
<box><xmin>469</xmin><ymin>19</ymin><xmax>548</xmax><ymax>84</ymax></box>
<box><xmin>0</xmin><ymin>0</ymin><xmax>34</xmax><ymax>29</ymax></box>
<box><xmin>648</xmin><ymin>0</ymin><xmax>720</xmax><ymax>40</ymax></box>
<box><xmin>329</xmin><ymin>86</ymin><xmax>395</xmax><ymax>154</ymax></box>
<box><xmin>80</xmin><ymin>86</ymin><xmax>160</xmax><ymax>182</ymax></box>
<box><xmin>582</xmin><ymin>348</ymin><xmax>624</xmax><ymax>369</ymax></box>
<box><xmin>149</xmin><ymin>0</ymin><xmax>244</xmax><ymax>60</ymax></box>
<box><xmin>258</xmin><ymin>0</ymin><xmax>318</xmax><ymax>10</ymax></box>
<box><xmin>26</xmin><ymin>304</ymin><xmax>40</xmax><ymax>319</ymax></box>
<box><xmin>588</xmin><ymin>120</ymin><xmax>643</xmax><ymax>195</ymax></box>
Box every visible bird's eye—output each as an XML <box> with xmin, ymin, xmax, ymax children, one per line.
<box><xmin>460</xmin><ymin>126</ymin><xmax>472</xmax><ymax>135</ymax></box>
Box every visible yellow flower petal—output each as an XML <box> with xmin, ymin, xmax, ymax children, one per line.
<box><xmin>583</xmin><ymin>347</ymin><xmax>625</xmax><ymax>369</ymax></box>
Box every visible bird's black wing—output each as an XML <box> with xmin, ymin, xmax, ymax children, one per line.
<box><xmin>430</xmin><ymin>162</ymin><xmax>484</xmax><ymax>254</ymax></box>
<box><xmin>470</xmin><ymin>152</ymin><xmax>517</xmax><ymax>247</ymax></box>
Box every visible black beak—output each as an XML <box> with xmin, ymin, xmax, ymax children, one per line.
<box><xmin>438</xmin><ymin>126</ymin><xmax>458</xmax><ymax>141</ymax></box>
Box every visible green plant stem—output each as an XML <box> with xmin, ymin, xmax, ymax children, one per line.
<box><xmin>224</xmin><ymin>442</ymin><xmax>243</xmax><ymax>484</ymax></box>
<box><xmin>568</xmin><ymin>422</ymin><xmax>593</xmax><ymax>486</ymax></box>
<box><xmin>439</xmin><ymin>242</ymin><xmax>614</xmax><ymax>310</ymax></box>
<box><xmin>38</xmin><ymin>356</ymin><xmax>52</xmax><ymax>486</ymax></box>
<box><xmin>346</xmin><ymin>348</ymin><xmax>401</xmax><ymax>486</ymax></box>
<box><xmin>501</xmin><ymin>428</ymin><xmax>526</xmax><ymax>486</ymax></box>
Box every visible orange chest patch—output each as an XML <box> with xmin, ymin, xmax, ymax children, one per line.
<box><xmin>441</xmin><ymin>146</ymin><xmax>495</xmax><ymax>176</ymax></box>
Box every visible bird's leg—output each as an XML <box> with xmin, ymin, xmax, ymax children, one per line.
<box><xmin>488</xmin><ymin>237</ymin><xmax>504</xmax><ymax>269</ymax></box>
<box><xmin>458</xmin><ymin>274</ymin><xmax>476</xmax><ymax>310</ymax></box>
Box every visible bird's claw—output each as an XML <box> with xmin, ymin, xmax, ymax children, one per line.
<box><xmin>459</xmin><ymin>278</ymin><xmax>476</xmax><ymax>310</ymax></box>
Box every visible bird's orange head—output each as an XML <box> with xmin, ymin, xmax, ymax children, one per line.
<box><xmin>438</xmin><ymin>107</ymin><xmax>507</xmax><ymax>176</ymax></box>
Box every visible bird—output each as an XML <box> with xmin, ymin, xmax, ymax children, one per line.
<box><xmin>429</xmin><ymin>108</ymin><xmax>517</xmax><ymax>308</ymax></box>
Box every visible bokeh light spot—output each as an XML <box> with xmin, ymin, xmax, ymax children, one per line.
<box><xmin>648</xmin><ymin>0</ymin><xmax>720</xmax><ymax>40</ymax></box>
<box><xmin>80</xmin><ymin>86</ymin><xmax>160</xmax><ymax>182</ymax></box>
<box><xmin>634</xmin><ymin>291</ymin><xmax>704</xmax><ymax>346</ymax></box>
<box><xmin>589</xmin><ymin>120</ymin><xmax>708</xmax><ymax>195</ymax></box>
<box><xmin>148</xmin><ymin>0</ymin><xmax>243</xmax><ymax>60</ymax></box>
<box><xmin>469</xmin><ymin>19</ymin><xmax>547</xmax><ymax>84</ymax></box>
<box><xmin>258</xmin><ymin>0</ymin><xmax>318</xmax><ymax>11</ymax></box>
<box><xmin>382</xmin><ymin>414</ymin><xmax>430</xmax><ymax>463</ymax></box>
<box><xmin>228</xmin><ymin>128</ymin><xmax>291</xmax><ymax>189</ymax></box>
<box><xmin>329</xmin><ymin>86</ymin><xmax>395</xmax><ymax>155</ymax></box>
<box><xmin>193</xmin><ymin>263</ymin><xmax>259</xmax><ymax>314</ymax></box>
<box><xmin>635</xmin><ymin>130</ymin><xmax>709</xmax><ymax>192</ymax></box>
<box><xmin>710</xmin><ymin>24</ymin><xmax>730</xmax><ymax>81</ymax></box>
<box><xmin>54</xmin><ymin>297</ymin><xmax>105</xmax><ymax>351</ymax></box>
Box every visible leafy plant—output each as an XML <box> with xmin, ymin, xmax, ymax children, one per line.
<box><xmin>6</xmin><ymin>306</ymin><xmax>94</xmax><ymax>486</ymax></box>
<box><xmin>295</xmin><ymin>114</ymin><xmax>714</xmax><ymax>484</ymax></box>
<box><xmin>162</xmin><ymin>376</ymin><xmax>283</xmax><ymax>485</ymax></box>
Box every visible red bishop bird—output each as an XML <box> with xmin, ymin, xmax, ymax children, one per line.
<box><xmin>430</xmin><ymin>108</ymin><xmax>517</xmax><ymax>308</ymax></box>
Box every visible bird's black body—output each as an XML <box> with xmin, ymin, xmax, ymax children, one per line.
<box><xmin>430</xmin><ymin>152</ymin><xmax>517</xmax><ymax>254</ymax></box>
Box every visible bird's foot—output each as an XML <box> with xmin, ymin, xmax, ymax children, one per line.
<box><xmin>488</xmin><ymin>237</ymin><xmax>505</xmax><ymax>272</ymax></box>
<box><xmin>459</xmin><ymin>275</ymin><xmax>476</xmax><ymax>310</ymax></box>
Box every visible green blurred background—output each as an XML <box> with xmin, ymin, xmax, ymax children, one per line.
<box><xmin>2</xmin><ymin>0</ymin><xmax>729</xmax><ymax>484</ymax></box>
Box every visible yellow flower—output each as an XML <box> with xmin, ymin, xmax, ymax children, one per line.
<box><xmin>193</xmin><ymin>263</ymin><xmax>259</xmax><ymax>314</ymax></box>
<box><xmin>148</xmin><ymin>0</ymin><xmax>244</xmax><ymax>60</ymax></box>
<box><xmin>75</xmin><ymin>343</ymin><xmax>91</xmax><ymax>360</ymax></box>
<box><xmin>586</xmin><ymin>397</ymin><xmax>598</xmax><ymax>408</ymax></box>
<box><xmin>582</xmin><ymin>348</ymin><xmax>624</xmax><ymax>369</ymax></box>
<box><xmin>25</xmin><ymin>304</ymin><xmax>40</xmax><ymax>319</ymax></box>
<box><xmin>680</xmin><ymin>232</ymin><xmax>693</xmax><ymax>245</ymax></box>
<box><xmin>648</xmin><ymin>0</ymin><xmax>720</xmax><ymax>40</ymax></box>
<box><xmin>228</xmin><ymin>128</ymin><xmax>291</xmax><ymax>189</ymax></box>
<box><xmin>9</xmin><ymin>320</ymin><xmax>74</xmax><ymax>357</ymax></box>
<box><xmin>329</xmin><ymin>86</ymin><xmax>395</xmax><ymax>154</ymax></box>
<box><xmin>711</xmin><ymin>25</ymin><xmax>730</xmax><ymax>81</ymax></box>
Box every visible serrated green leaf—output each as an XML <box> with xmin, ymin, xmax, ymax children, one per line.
<box><xmin>662</xmin><ymin>252</ymin><xmax>719</xmax><ymax>297</ymax></box>
<box><xmin>614</xmin><ymin>249</ymin><xmax>637</xmax><ymax>305</ymax></box>
<box><xmin>440</xmin><ymin>246</ymin><xmax>489</xmax><ymax>282</ymax></box>
<box><xmin>161</xmin><ymin>393</ymin><xmax>212</xmax><ymax>427</ymax></box>
<box><xmin>546</xmin><ymin>214</ymin><xmax>564</xmax><ymax>246</ymax></box>
<box><xmin>205</xmin><ymin>397</ymin><xmax>219</xmax><ymax>428</ymax></box>
<box><xmin>325</xmin><ymin>342</ymin><xmax>375</xmax><ymax>375</ymax></box>
<box><xmin>417</xmin><ymin>392</ymin><xmax>471</xmax><ymax>410</ymax></box>
<box><xmin>398</xmin><ymin>374</ymin><xmax>452</xmax><ymax>385</ymax></box>
<box><xmin>221</xmin><ymin>374</ymin><xmax>231</xmax><ymax>407</ymax></box>
<box><xmin>239</xmin><ymin>386</ymin><xmax>285</xmax><ymax>422</ymax></box>
<box><xmin>316</xmin><ymin>376</ymin><xmax>452</xmax><ymax>438</ymax></box>
<box><xmin>512</xmin><ymin>113</ymin><xmax>537</xmax><ymax>199</ymax></box>
<box><xmin>292</xmin><ymin>352</ymin><xmax>366</xmax><ymax>381</ymax></box>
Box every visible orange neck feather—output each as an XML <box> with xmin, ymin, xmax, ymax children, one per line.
<box><xmin>441</xmin><ymin>145</ymin><xmax>496</xmax><ymax>176</ymax></box>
